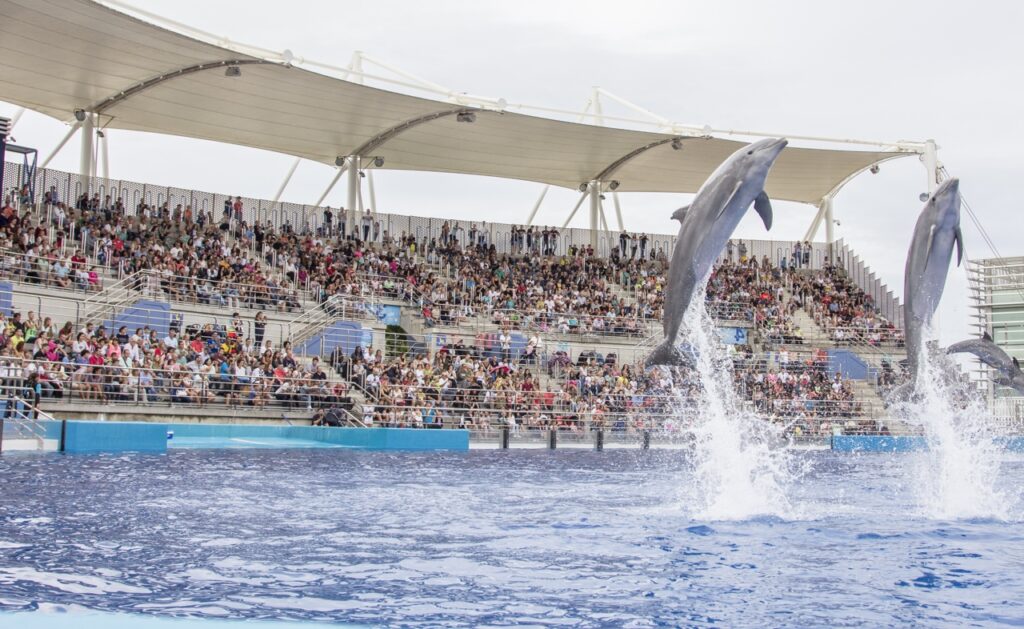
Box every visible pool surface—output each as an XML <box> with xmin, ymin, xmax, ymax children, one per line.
<box><xmin>0</xmin><ymin>449</ymin><xmax>1022</xmax><ymax>627</ymax></box>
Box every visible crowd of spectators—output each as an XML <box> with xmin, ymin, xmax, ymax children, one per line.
<box><xmin>791</xmin><ymin>264</ymin><xmax>904</xmax><ymax>346</ymax></box>
<box><xmin>0</xmin><ymin>188</ymin><xmax>905</xmax><ymax>432</ymax></box>
<box><xmin>733</xmin><ymin>347</ymin><xmax>862</xmax><ymax>432</ymax></box>
<box><xmin>0</xmin><ymin>306</ymin><xmax>354</xmax><ymax>413</ymax></box>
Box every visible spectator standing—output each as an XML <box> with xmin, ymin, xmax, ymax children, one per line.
<box><xmin>323</xmin><ymin>207</ymin><xmax>333</xmax><ymax>236</ymax></box>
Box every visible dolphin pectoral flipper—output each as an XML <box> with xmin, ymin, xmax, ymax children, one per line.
<box><xmin>753</xmin><ymin>190</ymin><xmax>773</xmax><ymax>230</ymax></box>
<box><xmin>955</xmin><ymin>226</ymin><xmax>965</xmax><ymax>266</ymax></box>
<box><xmin>671</xmin><ymin>205</ymin><xmax>690</xmax><ymax>223</ymax></box>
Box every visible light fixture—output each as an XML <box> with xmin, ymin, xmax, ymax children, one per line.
<box><xmin>225</xmin><ymin>65</ymin><xmax>242</xmax><ymax>78</ymax></box>
<box><xmin>74</xmin><ymin>109</ymin><xmax>86</xmax><ymax>122</ymax></box>
<box><xmin>608</xmin><ymin>180</ymin><xmax>620</xmax><ymax>191</ymax></box>
<box><xmin>335</xmin><ymin>156</ymin><xmax>346</xmax><ymax>167</ymax></box>
<box><xmin>919</xmin><ymin>192</ymin><xmax>929</xmax><ymax>202</ymax></box>
<box><xmin>359</xmin><ymin>171</ymin><xmax>366</xmax><ymax>178</ymax></box>
<box><xmin>869</xmin><ymin>164</ymin><xmax>880</xmax><ymax>174</ymax></box>
<box><xmin>578</xmin><ymin>183</ymin><xmax>588</xmax><ymax>192</ymax></box>
<box><xmin>670</xmin><ymin>138</ymin><xmax>684</xmax><ymax>151</ymax></box>
<box><xmin>373</xmin><ymin>156</ymin><xmax>384</xmax><ymax>167</ymax></box>
<box><xmin>456</xmin><ymin>111</ymin><xmax>476</xmax><ymax>123</ymax></box>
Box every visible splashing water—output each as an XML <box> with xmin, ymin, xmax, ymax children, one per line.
<box><xmin>672</xmin><ymin>293</ymin><xmax>801</xmax><ymax>521</ymax></box>
<box><xmin>902</xmin><ymin>327</ymin><xmax>1012</xmax><ymax>520</ymax></box>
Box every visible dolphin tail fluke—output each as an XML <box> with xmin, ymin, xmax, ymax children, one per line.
<box><xmin>644</xmin><ymin>341</ymin><xmax>692</xmax><ymax>369</ymax></box>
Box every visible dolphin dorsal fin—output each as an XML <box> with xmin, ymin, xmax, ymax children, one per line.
<box><xmin>754</xmin><ymin>190</ymin><xmax>773</xmax><ymax>231</ymax></box>
<box><xmin>983</xmin><ymin>331</ymin><xmax>993</xmax><ymax>341</ymax></box>
<box><xmin>955</xmin><ymin>226</ymin><xmax>965</xmax><ymax>266</ymax></box>
<box><xmin>1014</xmin><ymin>357</ymin><xmax>1021</xmax><ymax>372</ymax></box>
<box><xmin>671</xmin><ymin>205</ymin><xmax>690</xmax><ymax>223</ymax></box>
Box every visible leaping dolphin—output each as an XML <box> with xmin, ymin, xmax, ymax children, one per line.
<box><xmin>885</xmin><ymin>177</ymin><xmax>963</xmax><ymax>405</ymax></box>
<box><xmin>899</xmin><ymin>178</ymin><xmax>963</xmax><ymax>393</ymax></box>
<box><xmin>947</xmin><ymin>332</ymin><xmax>1024</xmax><ymax>394</ymax></box>
<box><xmin>646</xmin><ymin>138</ymin><xmax>787</xmax><ymax>368</ymax></box>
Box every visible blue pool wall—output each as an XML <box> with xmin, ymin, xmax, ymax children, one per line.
<box><xmin>62</xmin><ymin>421</ymin><xmax>169</xmax><ymax>453</ymax></box>
<box><xmin>832</xmin><ymin>435</ymin><xmax>1024</xmax><ymax>453</ymax></box>
<box><xmin>169</xmin><ymin>423</ymin><xmax>470</xmax><ymax>451</ymax></box>
<box><xmin>831</xmin><ymin>436</ymin><xmax>927</xmax><ymax>453</ymax></box>
<box><xmin>37</xmin><ymin>420</ymin><xmax>469</xmax><ymax>453</ymax></box>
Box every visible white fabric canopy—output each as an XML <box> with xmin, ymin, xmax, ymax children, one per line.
<box><xmin>0</xmin><ymin>0</ymin><xmax>910</xmax><ymax>204</ymax></box>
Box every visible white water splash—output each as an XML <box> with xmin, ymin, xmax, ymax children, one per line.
<box><xmin>902</xmin><ymin>329</ymin><xmax>1012</xmax><ymax>521</ymax></box>
<box><xmin>674</xmin><ymin>295</ymin><xmax>800</xmax><ymax>521</ymax></box>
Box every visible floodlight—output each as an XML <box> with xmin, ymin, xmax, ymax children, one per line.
<box><xmin>670</xmin><ymin>138</ymin><xmax>684</xmax><ymax>151</ymax></box>
<box><xmin>869</xmin><ymin>164</ymin><xmax>880</xmax><ymax>174</ymax></box>
<box><xmin>608</xmin><ymin>180</ymin><xmax>620</xmax><ymax>191</ymax></box>
<box><xmin>74</xmin><ymin>109</ymin><xmax>86</xmax><ymax>122</ymax></box>
<box><xmin>335</xmin><ymin>156</ymin><xmax>345</xmax><ymax>167</ymax></box>
<box><xmin>373</xmin><ymin>156</ymin><xmax>384</xmax><ymax>167</ymax></box>
<box><xmin>225</xmin><ymin>65</ymin><xmax>242</xmax><ymax>78</ymax></box>
<box><xmin>456</xmin><ymin>111</ymin><xmax>476</xmax><ymax>123</ymax></box>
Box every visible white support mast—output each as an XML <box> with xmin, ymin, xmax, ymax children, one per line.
<box><xmin>273</xmin><ymin>157</ymin><xmax>301</xmax><ymax>203</ymax></box>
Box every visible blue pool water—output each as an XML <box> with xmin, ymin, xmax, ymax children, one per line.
<box><xmin>0</xmin><ymin>449</ymin><xmax>1022</xmax><ymax>627</ymax></box>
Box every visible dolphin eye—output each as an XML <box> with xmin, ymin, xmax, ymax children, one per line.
<box><xmin>747</xmin><ymin>151</ymin><xmax>753</xmax><ymax>155</ymax></box>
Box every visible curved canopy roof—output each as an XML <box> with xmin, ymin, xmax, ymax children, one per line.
<box><xmin>0</xmin><ymin>0</ymin><xmax>914</xmax><ymax>204</ymax></box>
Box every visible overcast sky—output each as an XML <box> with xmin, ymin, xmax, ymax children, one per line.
<box><xmin>3</xmin><ymin>0</ymin><xmax>1022</xmax><ymax>346</ymax></box>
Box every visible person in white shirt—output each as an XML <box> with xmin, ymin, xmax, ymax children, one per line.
<box><xmin>499</xmin><ymin>330</ymin><xmax>512</xmax><ymax>362</ymax></box>
<box><xmin>163</xmin><ymin>329</ymin><xmax>179</xmax><ymax>350</ymax></box>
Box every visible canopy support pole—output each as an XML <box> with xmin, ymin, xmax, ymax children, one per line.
<box><xmin>41</xmin><ymin>122</ymin><xmax>81</xmax><ymax>169</ymax></box>
<box><xmin>803</xmin><ymin>201</ymin><xmax>828</xmax><ymax>242</ymax></box>
<box><xmin>922</xmin><ymin>138</ymin><xmax>939</xmax><ymax>194</ymax></box>
<box><xmin>612</xmin><ymin>192</ymin><xmax>624</xmax><ymax>232</ymax></box>
<box><xmin>367</xmin><ymin>168</ymin><xmax>377</xmax><ymax>214</ymax></box>
<box><xmin>79</xmin><ymin>112</ymin><xmax>95</xmax><ymax>187</ymax></box>
<box><xmin>561</xmin><ymin>189</ymin><xmax>590</xmax><ymax>229</ymax></box>
<box><xmin>99</xmin><ymin>130</ymin><xmax>109</xmax><ymax>182</ymax></box>
<box><xmin>273</xmin><ymin>157</ymin><xmax>301</xmax><ymax>203</ymax></box>
<box><xmin>588</xmin><ymin>181</ymin><xmax>601</xmax><ymax>249</ymax></box>
<box><xmin>526</xmin><ymin>185</ymin><xmax>549</xmax><ymax>226</ymax></box>
<box><xmin>598</xmin><ymin>194</ymin><xmax>611</xmax><ymax>235</ymax></box>
<box><xmin>314</xmin><ymin>164</ymin><xmax>347</xmax><ymax>207</ymax></box>
<box><xmin>822</xmin><ymin>195</ymin><xmax>835</xmax><ymax>262</ymax></box>
<box><xmin>346</xmin><ymin>155</ymin><xmax>360</xmax><ymax>236</ymax></box>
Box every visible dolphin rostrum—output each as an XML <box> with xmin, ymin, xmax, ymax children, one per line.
<box><xmin>947</xmin><ymin>332</ymin><xmax>1024</xmax><ymax>394</ymax></box>
<box><xmin>899</xmin><ymin>177</ymin><xmax>963</xmax><ymax>392</ymax></box>
<box><xmin>646</xmin><ymin>138</ymin><xmax>787</xmax><ymax>368</ymax></box>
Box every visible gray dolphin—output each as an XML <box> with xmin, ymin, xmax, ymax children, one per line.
<box><xmin>901</xmin><ymin>177</ymin><xmax>963</xmax><ymax>391</ymax></box>
<box><xmin>646</xmin><ymin>137</ymin><xmax>787</xmax><ymax>368</ymax></box>
<box><xmin>947</xmin><ymin>332</ymin><xmax>1024</xmax><ymax>394</ymax></box>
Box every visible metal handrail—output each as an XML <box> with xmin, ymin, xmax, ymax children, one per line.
<box><xmin>1</xmin><ymin>393</ymin><xmax>50</xmax><ymax>447</ymax></box>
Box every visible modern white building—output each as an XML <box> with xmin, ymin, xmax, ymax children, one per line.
<box><xmin>967</xmin><ymin>257</ymin><xmax>1024</xmax><ymax>416</ymax></box>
